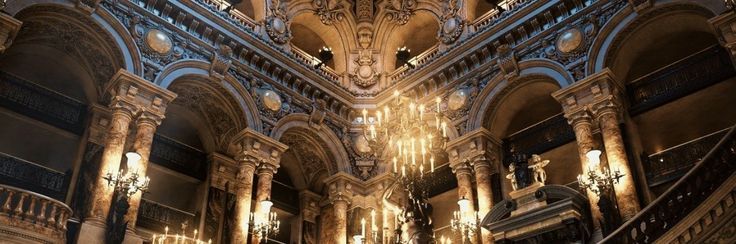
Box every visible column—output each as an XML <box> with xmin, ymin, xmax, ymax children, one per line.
<box><xmin>124</xmin><ymin>112</ymin><xmax>164</xmax><ymax>231</ymax></box>
<box><xmin>454</xmin><ymin>162</ymin><xmax>478</xmax><ymax>243</ymax></box>
<box><xmin>333</xmin><ymin>197</ymin><xmax>350</xmax><ymax>244</ymax></box>
<box><xmin>568</xmin><ymin>111</ymin><xmax>603</xmax><ymax>228</ymax></box>
<box><xmin>473</xmin><ymin>157</ymin><xmax>494</xmax><ymax>244</ymax></box>
<box><xmin>85</xmin><ymin>99</ymin><xmax>137</xmax><ymax>223</ymax></box>
<box><xmin>594</xmin><ymin>102</ymin><xmax>641</xmax><ymax>220</ymax></box>
<box><xmin>232</xmin><ymin>158</ymin><xmax>258</xmax><ymax>244</ymax></box>
<box><xmin>229</xmin><ymin>128</ymin><xmax>288</xmax><ymax>243</ymax></box>
<box><xmin>251</xmin><ymin>163</ymin><xmax>277</xmax><ymax>244</ymax></box>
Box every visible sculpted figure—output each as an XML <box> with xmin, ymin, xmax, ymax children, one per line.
<box><xmin>528</xmin><ymin>154</ymin><xmax>550</xmax><ymax>184</ymax></box>
<box><xmin>506</xmin><ymin>164</ymin><xmax>518</xmax><ymax>191</ymax></box>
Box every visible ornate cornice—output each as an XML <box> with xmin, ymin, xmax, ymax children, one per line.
<box><xmin>230</xmin><ymin>128</ymin><xmax>289</xmax><ymax>169</ymax></box>
<box><xmin>446</xmin><ymin>128</ymin><xmax>501</xmax><ymax>170</ymax></box>
<box><xmin>551</xmin><ymin>68</ymin><xmax>625</xmax><ymax>124</ymax></box>
<box><xmin>105</xmin><ymin>69</ymin><xmax>178</xmax><ymax>118</ymax></box>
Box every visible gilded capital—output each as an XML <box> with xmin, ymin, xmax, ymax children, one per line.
<box><xmin>446</xmin><ymin>128</ymin><xmax>500</xmax><ymax>171</ymax></box>
<box><xmin>105</xmin><ymin>69</ymin><xmax>177</xmax><ymax>119</ymax></box>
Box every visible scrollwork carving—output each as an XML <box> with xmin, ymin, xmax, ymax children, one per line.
<box><xmin>314</xmin><ymin>0</ymin><xmax>344</xmax><ymax>25</ymax></box>
<box><xmin>385</xmin><ymin>0</ymin><xmax>417</xmax><ymax>25</ymax></box>
<box><xmin>265</xmin><ymin>0</ymin><xmax>292</xmax><ymax>45</ymax></box>
<box><xmin>437</xmin><ymin>0</ymin><xmax>464</xmax><ymax>44</ymax></box>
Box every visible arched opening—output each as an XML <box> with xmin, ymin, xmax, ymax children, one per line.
<box><xmin>381</xmin><ymin>11</ymin><xmax>440</xmax><ymax>71</ymax></box>
<box><xmin>606</xmin><ymin>8</ymin><xmax>736</xmax><ymax>196</ymax></box>
<box><xmin>290</xmin><ymin>13</ymin><xmax>346</xmax><ymax>72</ymax></box>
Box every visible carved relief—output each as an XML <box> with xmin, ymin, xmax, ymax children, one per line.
<box><xmin>170</xmin><ymin>84</ymin><xmax>239</xmax><ymax>150</ymax></box>
<box><xmin>265</xmin><ymin>0</ymin><xmax>292</xmax><ymax>45</ymax></box>
<box><xmin>314</xmin><ymin>0</ymin><xmax>344</xmax><ymax>25</ymax></box>
<box><xmin>385</xmin><ymin>0</ymin><xmax>417</xmax><ymax>25</ymax></box>
<box><xmin>349</xmin><ymin>49</ymin><xmax>380</xmax><ymax>88</ymax></box>
<box><xmin>438</xmin><ymin>0</ymin><xmax>464</xmax><ymax>44</ymax></box>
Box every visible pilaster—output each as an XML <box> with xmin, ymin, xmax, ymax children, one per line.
<box><xmin>710</xmin><ymin>11</ymin><xmax>736</xmax><ymax>68</ymax></box>
<box><xmin>0</xmin><ymin>13</ymin><xmax>21</xmax><ymax>54</ymax></box>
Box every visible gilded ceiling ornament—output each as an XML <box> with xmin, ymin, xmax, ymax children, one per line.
<box><xmin>385</xmin><ymin>0</ymin><xmax>417</xmax><ymax>25</ymax></box>
<box><xmin>265</xmin><ymin>0</ymin><xmax>292</xmax><ymax>44</ymax></box>
<box><xmin>438</xmin><ymin>0</ymin><xmax>464</xmax><ymax>44</ymax></box>
<box><xmin>313</xmin><ymin>0</ymin><xmax>344</xmax><ymax>25</ymax></box>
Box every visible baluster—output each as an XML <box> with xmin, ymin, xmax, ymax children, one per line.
<box><xmin>2</xmin><ymin>190</ymin><xmax>14</xmax><ymax>213</ymax></box>
<box><xmin>57</xmin><ymin>210</ymin><xmax>68</xmax><ymax>230</ymax></box>
<box><xmin>46</xmin><ymin>204</ymin><xmax>57</xmax><ymax>226</ymax></box>
<box><xmin>26</xmin><ymin>196</ymin><xmax>36</xmax><ymax>219</ymax></box>
<box><xmin>14</xmin><ymin>192</ymin><xmax>27</xmax><ymax>217</ymax></box>
<box><xmin>37</xmin><ymin>199</ymin><xmax>48</xmax><ymax>222</ymax></box>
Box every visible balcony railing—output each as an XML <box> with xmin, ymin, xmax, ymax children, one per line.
<box><xmin>502</xmin><ymin>114</ymin><xmax>576</xmax><ymax>165</ymax></box>
<box><xmin>628</xmin><ymin>45</ymin><xmax>736</xmax><ymax>115</ymax></box>
<box><xmin>0</xmin><ymin>152</ymin><xmax>70</xmax><ymax>201</ymax></box>
<box><xmin>137</xmin><ymin>198</ymin><xmax>196</xmax><ymax>232</ymax></box>
<box><xmin>0</xmin><ymin>184</ymin><xmax>72</xmax><ymax>243</ymax></box>
<box><xmin>644</xmin><ymin>128</ymin><xmax>729</xmax><ymax>187</ymax></box>
<box><xmin>601</xmin><ymin>125</ymin><xmax>736</xmax><ymax>243</ymax></box>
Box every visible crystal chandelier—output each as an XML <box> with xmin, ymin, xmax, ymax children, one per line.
<box><xmin>152</xmin><ymin>225</ymin><xmax>212</xmax><ymax>244</ymax></box>
<box><xmin>103</xmin><ymin>152</ymin><xmax>150</xmax><ymax>197</ymax></box>
<box><xmin>361</xmin><ymin>91</ymin><xmax>449</xmax><ymax>242</ymax></box>
<box><xmin>450</xmin><ymin>196</ymin><xmax>479</xmax><ymax>243</ymax></box>
<box><xmin>576</xmin><ymin>150</ymin><xmax>625</xmax><ymax>197</ymax></box>
<box><xmin>250</xmin><ymin>199</ymin><xmax>280</xmax><ymax>243</ymax></box>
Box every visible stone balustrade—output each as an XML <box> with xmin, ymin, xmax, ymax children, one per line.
<box><xmin>0</xmin><ymin>184</ymin><xmax>72</xmax><ymax>244</ymax></box>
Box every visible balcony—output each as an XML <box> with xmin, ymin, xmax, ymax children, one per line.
<box><xmin>0</xmin><ymin>184</ymin><xmax>72</xmax><ymax>244</ymax></box>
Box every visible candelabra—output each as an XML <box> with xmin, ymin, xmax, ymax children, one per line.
<box><xmin>152</xmin><ymin>225</ymin><xmax>212</xmax><ymax>244</ymax></box>
<box><xmin>576</xmin><ymin>150</ymin><xmax>624</xmax><ymax>197</ymax></box>
<box><xmin>576</xmin><ymin>149</ymin><xmax>624</xmax><ymax>235</ymax></box>
<box><xmin>450</xmin><ymin>197</ymin><xmax>479</xmax><ymax>244</ymax></box>
<box><xmin>353</xmin><ymin>209</ymin><xmax>379</xmax><ymax>244</ymax></box>
<box><xmin>361</xmin><ymin>91</ymin><xmax>448</xmax><ymax>243</ymax></box>
<box><xmin>104</xmin><ymin>152</ymin><xmax>151</xmax><ymax>244</ymax></box>
<box><xmin>250</xmin><ymin>199</ymin><xmax>281</xmax><ymax>243</ymax></box>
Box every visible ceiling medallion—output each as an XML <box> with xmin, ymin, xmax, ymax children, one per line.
<box><xmin>261</xmin><ymin>90</ymin><xmax>283</xmax><ymax>112</ymax></box>
<box><xmin>265</xmin><ymin>1</ymin><xmax>292</xmax><ymax>45</ymax></box>
<box><xmin>438</xmin><ymin>0</ymin><xmax>464</xmax><ymax>44</ymax></box>
<box><xmin>447</xmin><ymin>88</ymin><xmax>468</xmax><ymax>111</ymax></box>
<box><xmin>556</xmin><ymin>28</ymin><xmax>584</xmax><ymax>54</ymax></box>
<box><xmin>144</xmin><ymin>29</ymin><xmax>173</xmax><ymax>54</ymax></box>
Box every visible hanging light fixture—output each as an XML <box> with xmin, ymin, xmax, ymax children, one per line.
<box><xmin>576</xmin><ymin>150</ymin><xmax>625</xmax><ymax>197</ymax></box>
<box><xmin>450</xmin><ymin>196</ymin><xmax>479</xmax><ymax>243</ymax></box>
<box><xmin>250</xmin><ymin>199</ymin><xmax>280</xmax><ymax>243</ymax></box>
<box><xmin>361</xmin><ymin>90</ymin><xmax>448</xmax><ymax>242</ymax></box>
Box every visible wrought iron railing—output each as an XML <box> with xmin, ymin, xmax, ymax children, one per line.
<box><xmin>502</xmin><ymin>114</ymin><xmax>575</xmax><ymax>165</ymax></box>
<box><xmin>0</xmin><ymin>71</ymin><xmax>87</xmax><ymax>135</ymax></box>
<box><xmin>0</xmin><ymin>184</ymin><xmax>72</xmax><ymax>243</ymax></box>
<box><xmin>150</xmin><ymin>134</ymin><xmax>207</xmax><ymax>180</ymax></box>
<box><xmin>644</xmin><ymin>128</ymin><xmax>729</xmax><ymax>187</ymax></box>
<box><xmin>136</xmin><ymin>198</ymin><xmax>196</xmax><ymax>232</ymax></box>
<box><xmin>628</xmin><ymin>45</ymin><xmax>736</xmax><ymax>115</ymax></box>
<box><xmin>0</xmin><ymin>152</ymin><xmax>70</xmax><ymax>201</ymax></box>
<box><xmin>600</xmin><ymin>125</ymin><xmax>736</xmax><ymax>243</ymax></box>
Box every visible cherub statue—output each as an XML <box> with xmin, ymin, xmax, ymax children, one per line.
<box><xmin>527</xmin><ymin>154</ymin><xmax>550</xmax><ymax>184</ymax></box>
<box><xmin>506</xmin><ymin>164</ymin><xmax>518</xmax><ymax>191</ymax></box>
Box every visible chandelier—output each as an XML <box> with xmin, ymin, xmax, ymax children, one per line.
<box><xmin>576</xmin><ymin>150</ymin><xmax>624</xmax><ymax>197</ymax></box>
<box><xmin>450</xmin><ymin>196</ymin><xmax>479</xmax><ymax>243</ymax></box>
<box><xmin>103</xmin><ymin>152</ymin><xmax>150</xmax><ymax>197</ymax></box>
<box><xmin>250</xmin><ymin>199</ymin><xmax>280</xmax><ymax>243</ymax></box>
<box><xmin>361</xmin><ymin>91</ymin><xmax>449</xmax><ymax>242</ymax></box>
<box><xmin>152</xmin><ymin>225</ymin><xmax>211</xmax><ymax>244</ymax></box>
<box><xmin>352</xmin><ymin>210</ymin><xmax>378</xmax><ymax>244</ymax></box>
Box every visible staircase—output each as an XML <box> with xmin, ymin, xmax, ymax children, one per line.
<box><xmin>600</xmin><ymin>126</ymin><xmax>736</xmax><ymax>243</ymax></box>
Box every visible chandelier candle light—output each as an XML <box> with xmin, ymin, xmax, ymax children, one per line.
<box><xmin>250</xmin><ymin>199</ymin><xmax>280</xmax><ymax>243</ymax></box>
<box><xmin>152</xmin><ymin>226</ymin><xmax>212</xmax><ymax>244</ymax></box>
<box><xmin>576</xmin><ymin>150</ymin><xmax>625</xmax><ymax>197</ymax></box>
<box><xmin>450</xmin><ymin>196</ymin><xmax>479</xmax><ymax>243</ymax></box>
<box><xmin>103</xmin><ymin>152</ymin><xmax>150</xmax><ymax>197</ymax></box>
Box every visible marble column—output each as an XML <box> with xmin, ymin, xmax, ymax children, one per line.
<box><xmin>568</xmin><ymin>111</ymin><xmax>603</xmax><ymax>228</ymax></box>
<box><xmin>333</xmin><ymin>197</ymin><xmax>350</xmax><ymax>244</ymax></box>
<box><xmin>454</xmin><ymin>162</ymin><xmax>478</xmax><ymax>243</ymax></box>
<box><xmin>473</xmin><ymin>157</ymin><xmax>494</xmax><ymax>244</ymax></box>
<box><xmin>594</xmin><ymin>102</ymin><xmax>641</xmax><ymax>220</ymax></box>
<box><xmin>229</xmin><ymin>128</ymin><xmax>288</xmax><ymax>244</ymax></box>
<box><xmin>86</xmin><ymin>100</ymin><xmax>137</xmax><ymax>224</ymax></box>
<box><xmin>124</xmin><ymin>112</ymin><xmax>164</xmax><ymax>231</ymax></box>
<box><xmin>251</xmin><ymin>163</ymin><xmax>277</xmax><ymax>243</ymax></box>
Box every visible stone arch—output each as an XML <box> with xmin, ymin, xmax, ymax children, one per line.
<box><xmin>271</xmin><ymin>114</ymin><xmax>352</xmax><ymax>190</ymax></box>
<box><xmin>5</xmin><ymin>4</ymin><xmax>133</xmax><ymax>104</ymax></box>
<box><xmin>466</xmin><ymin>59</ymin><xmax>573</xmax><ymax>132</ymax></box>
<box><xmin>587</xmin><ymin>1</ymin><xmax>722</xmax><ymax>77</ymax></box>
<box><xmin>376</xmin><ymin>9</ymin><xmax>441</xmax><ymax>72</ymax></box>
<box><xmin>288</xmin><ymin>10</ymin><xmax>351</xmax><ymax>73</ymax></box>
<box><xmin>6</xmin><ymin>1</ymin><xmax>142</xmax><ymax>77</ymax></box>
<box><xmin>155</xmin><ymin>60</ymin><xmax>262</xmax><ymax>133</ymax></box>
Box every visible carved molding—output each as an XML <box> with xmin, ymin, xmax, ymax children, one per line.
<box><xmin>385</xmin><ymin>0</ymin><xmax>417</xmax><ymax>25</ymax></box>
<box><xmin>446</xmin><ymin>128</ymin><xmax>501</xmax><ymax>170</ymax></box>
<box><xmin>105</xmin><ymin>69</ymin><xmax>177</xmax><ymax>119</ymax></box>
<box><xmin>313</xmin><ymin>0</ymin><xmax>344</xmax><ymax>25</ymax></box>
<box><xmin>230</xmin><ymin>128</ymin><xmax>289</xmax><ymax>169</ymax></box>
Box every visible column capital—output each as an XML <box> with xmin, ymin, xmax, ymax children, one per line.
<box><xmin>87</xmin><ymin>104</ymin><xmax>112</xmax><ymax>145</ymax></box>
<box><xmin>325</xmin><ymin>172</ymin><xmax>361</xmax><ymax>205</ymax></box>
<box><xmin>446</xmin><ymin>128</ymin><xmax>500</xmax><ymax>170</ymax></box>
<box><xmin>208</xmin><ymin>153</ymin><xmax>240</xmax><ymax>192</ymax></box>
<box><xmin>105</xmin><ymin>69</ymin><xmax>177</xmax><ymax>118</ymax></box>
<box><xmin>230</xmin><ymin>128</ymin><xmax>288</xmax><ymax>170</ymax></box>
<box><xmin>552</xmin><ymin>68</ymin><xmax>624</xmax><ymax>117</ymax></box>
<box><xmin>710</xmin><ymin>11</ymin><xmax>736</xmax><ymax>66</ymax></box>
<box><xmin>0</xmin><ymin>13</ymin><xmax>22</xmax><ymax>54</ymax></box>
<box><xmin>300</xmin><ymin>190</ymin><xmax>322</xmax><ymax>223</ymax></box>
